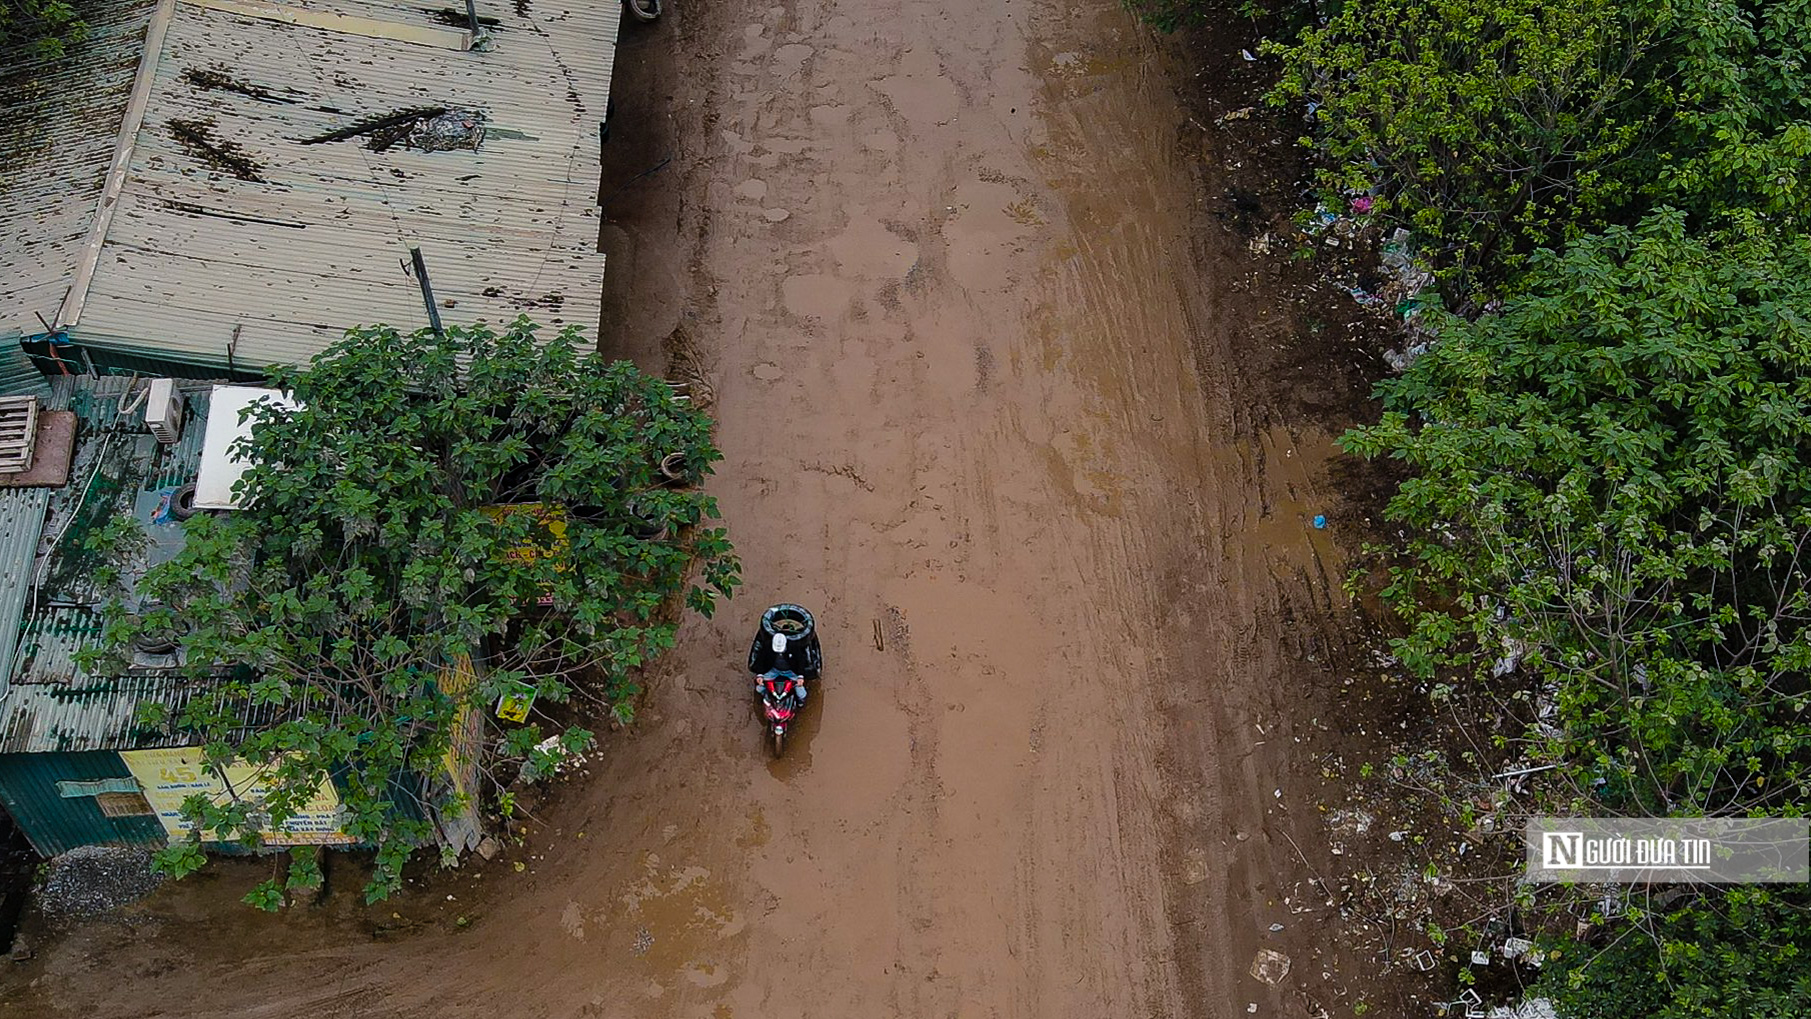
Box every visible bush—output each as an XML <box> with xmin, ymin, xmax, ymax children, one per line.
<box><xmin>1342</xmin><ymin>211</ymin><xmax>1811</xmax><ymax>815</ymax></box>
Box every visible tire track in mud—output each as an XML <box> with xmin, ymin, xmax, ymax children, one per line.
<box><xmin>1</xmin><ymin>3</ymin><xmax>1374</xmax><ymax>1019</ymax></box>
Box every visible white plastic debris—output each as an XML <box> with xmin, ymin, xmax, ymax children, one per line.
<box><xmin>1250</xmin><ymin>949</ymin><xmax>1292</xmax><ymax>986</ymax></box>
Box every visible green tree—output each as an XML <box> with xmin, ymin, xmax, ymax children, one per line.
<box><xmin>1267</xmin><ymin>0</ymin><xmax>1811</xmax><ymax>287</ymax></box>
<box><xmin>1268</xmin><ymin>0</ymin><xmax>1664</xmax><ymax>284</ymax></box>
<box><xmin>1341</xmin><ymin>210</ymin><xmax>1811</xmax><ymax>816</ymax></box>
<box><xmin>90</xmin><ymin>318</ymin><xmax>739</xmax><ymax>904</ymax></box>
<box><xmin>1</xmin><ymin>0</ymin><xmax>88</xmax><ymax>58</ymax></box>
<box><xmin>1540</xmin><ymin>888</ymin><xmax>1811</xmax><ymax>1019</ymax></box>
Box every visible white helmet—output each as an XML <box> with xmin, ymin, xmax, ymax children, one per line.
<box><xmin>771</xmin><ymin>633</ymin><xmax>788</xmax><ymax>653</ymax></box>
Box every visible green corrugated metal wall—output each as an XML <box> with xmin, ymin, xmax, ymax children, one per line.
<box><xmin>0</xmin><ymin>752</ymin><xmax>166</xmax><ymax>855</ymax></box>
<box><xmin>67</xmin><ymin>340</ymin><xmax>264</xmax><ymax>383</ymax></box>
<box><xmin>0</xmin><ymin>341</ymin><xmax>51</xmax><ymax>401</ymax></box>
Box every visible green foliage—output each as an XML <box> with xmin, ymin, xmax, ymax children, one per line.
<box><xmin>1269</xmin><ymin>0</ymin><xmax>1664</xmax><ymax>282</ymax></box>
<box><xmin>1344</xmin><ymin>211</ymin><xmax>1811</xmax><ymax>814</ymax></box>
<box><xmin>150</xmin><ymin>841</ymin><xmax>207</xmax><ymax>881</ymax></box>
<box><xmin>0</xmin><ymin>0</ymin><xmax>88</xmax><ymax>58</ymax></box>
<box><xmin>242</xmin><ymin>880</ymin><xmax>284</xmax><ymax>913</ymax></box>
<box><xmin>1275</xmin><ymin>3</ymin><xmax>1811</xmax><ymax>1015</ymax></box>
<box><xmin>1267</xmin><ymin>0</ymin><xmax>1811</xmax><ymax>285</ymax></box>
<box><xmin>1540</xmin><ymin>888</ymin><xmax>1811</xmax><ymax>1019</ymax></box>
<box><xmin>97</xmin><ymin>318</ymin><xmax>740</xmax><ymax>904</ymax></box>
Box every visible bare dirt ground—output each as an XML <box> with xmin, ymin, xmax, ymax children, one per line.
<box><xmin>0</xmin><ymin>2</ymin><xmax>1408</xmax><ymax>1017</ymax></box>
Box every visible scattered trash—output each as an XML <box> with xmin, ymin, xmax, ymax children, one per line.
<box><xmin>1410</xmin><ymin>948</ymin><xmax>1438</xmax><ymax>971</ymax></box>
<box><xmin>1388</xmin><ymin>830</ymin><xmax>1406</xmax><ymax>842</ymax></box>
<box><xmin>1247</xmin><ymin>1005</ymin><xmax>1259</xmax><ymax>1014</ymax></box>
<box><xmin>1350</xmin><ymin>195</ymin><xmax>1374</xmax><ymax>214</ymax></box>
<box><xmin>1500</xmin><ymin>936</ymin><xmax>1535</xmax><ymax>960</ymax></box>
<box><xmin>38</xmin><ymin>846</ymin><xmax>164</xmax><ymax>918</ymax></box>
<box><xmin>1312</xmin><ymin>515</ymin><xmax>1327</xmax><ymax>529</ymax></box>
<box><xmin>1383</xmin><ymin>340</ymin><xmax>1432</xmax><ymax>373</ymax></box>
<box><xmin>1250</xmin><ymin>948</ymin><xmax>1292</xmax><ymax>985</ymax></box>
<box><xmin>1217</xmin><ymin>106</ymin><xmax>1256</xmax><ymax>125</ymax></box>
<box><xmin>1249</xmin><ymin>232</ymin><xmax>1275</xmax><ymax>255</ymax></box>
<box><xmin>1470</xmin><ymin>950</ymin><xmax>1491</xmax><ymax>966</ymax></box>
<box><xmin>1240</xmin><ymin>48</ymin><xmax>1257</xmax><ymax>61</ymax></box>
<box><xmin>1269</xmin><ymin>922</ymin><xmax>1286</xmax><ymax>932</ymax></box>
<box><xmin>1487</xmin><ymin>998</ymin><xmax>1560</xmax><ymax>1019</ymax></box>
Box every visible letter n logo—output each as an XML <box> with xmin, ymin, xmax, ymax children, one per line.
<box><xmin>1544</xmin><ymin>831</ymin><xmax>1581</xmax><ymax>867</ymax></box>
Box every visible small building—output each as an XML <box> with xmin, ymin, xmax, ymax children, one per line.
<box><xmin>1</xmin><ymin>0</ymin><xmax>619</xmax><ymax>377</ymax></box>
<box><xmin>0</xmin><ymin>374</ymin><xmax>358</xmax><ymax>855</ymax></box>
<box><xmin>0</xmin><ymin>373</ymin><xmax>482</xmax><ymax>856</ymax></box>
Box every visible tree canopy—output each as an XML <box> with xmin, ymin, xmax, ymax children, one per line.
<box><xmin>1267</xmin><ymin>0</ymin><xmax>1811</xmax><ymax>287</ymax></box>
<box><xmin>90</xmin><ymin>318</ymin><xmax>739</xmax><ymax>905</ymax></box>
<box><xmin>1</xmin><ymin>0</ymin><xmax>87</xmax><ymax>58</ymax></box>
<box><xmin>1342</xmin><ymin>211</ymin><xmax>1811</xmax><ymax>816</ymax></box>
<box><xmin>1117</xmin><ymin>0</ymin><xmax>1811</xmax><ymax>1010</ymax></box>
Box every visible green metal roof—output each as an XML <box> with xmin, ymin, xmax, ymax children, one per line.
<box><xmin>0</xmin><ymin>375</ymin><xmax>221</xmax><ymax>752</ymax></box>
<box><xmin>0</xmin><ymin>338</ymin><xmax>52</xmax><ymax>401</ymax></box>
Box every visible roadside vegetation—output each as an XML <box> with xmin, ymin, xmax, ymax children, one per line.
<box><xmin>0</xmin><ymin>0</ymin><xmax>86</xmax><ymax>58</ymax></box>
<box><xmin>84</xmin><ymin>319</ymin><xmax>739</xmax><ymax>907</ymax></box>
<box><xmin>1132</xmin><ymin>1</ymin><xmax>1811</xmax><ymax>1014</ymax></box>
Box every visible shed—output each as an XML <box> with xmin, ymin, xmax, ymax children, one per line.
<box><xmin>1</xmin><ymin>0</ymin><xmax>618</xmax><ymax>375</ymax></box>
<box><xmin>0</xmin><ymin>376</ymin><xmax>470</xmax><ymax>857</ymax></box>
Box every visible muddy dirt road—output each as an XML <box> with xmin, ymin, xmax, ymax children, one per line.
<box><xmin>4</xmin><ymin>2</ymin><xmax>1377</xmax><ymax>1017</ymax></box>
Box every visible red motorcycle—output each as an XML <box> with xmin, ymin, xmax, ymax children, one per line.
<box><xmin>748</xmin><ymin>604</ymin><xmax>822</xmax><ymax>755</ymax></box>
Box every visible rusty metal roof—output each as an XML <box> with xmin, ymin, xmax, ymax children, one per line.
<box><xmin>0</xmin><ymin>674</ymin><xmax>199</xmax><ymax>753</ymax></box>
<box><xmin>7</xmin><ymin>0</ymin><xmax>616</xmax><ymax>368</ymax></box>
<box><xmin>0</xmin><ymin>0</ymin><xmax>156</xmax><ymax>336</ymax></box>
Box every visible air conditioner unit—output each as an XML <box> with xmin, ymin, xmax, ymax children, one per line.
<box><xmin>144</xmin><ymin>379</ymin><xmax>184</xmax><ymax>444</ymax></box>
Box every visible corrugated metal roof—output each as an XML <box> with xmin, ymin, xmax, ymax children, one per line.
<box><xmin>0</xmin><ymin>337</ymin><xmax>53</xmax><ymax>402</ymax></box>
<box><xmin>0</xmin><ymin>373</ymin><xmax>69</xmax><ymax>694</ymax></box>
<box><xmin>0</xmin><ymin>663</ymin><xmax>348</xmax><ymax>754</ymax></box>
<box><xmin>0</xmin><ymin>0</ymin><xmax>156</xmax><ymax>336</ymax></box>
<box><xmin>64</xmin><ymin>0</ymin><xmax>616</xmax><ymax>368</ymax></box>
<box><xmin>0</xmin><ymin>672</ymin><xmax>195</xmax><ymax>754</ymax></box>
<box><xmin>0</xmin><ymin>491</ymin><xmax>52</xmax><ymax>694</ymax></box>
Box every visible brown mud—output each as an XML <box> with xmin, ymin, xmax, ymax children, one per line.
<box><xmin>0</xmin><ymin>1</ymin><xmax>1415</xmax><ymax>1017</ymax></box>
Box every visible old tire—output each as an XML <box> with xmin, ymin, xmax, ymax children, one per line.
<box><xmin>626</xmin><ymin>0</ymin><xmax>661</xmax><ymax>22</ymax></box>
<box><xmin>170</xmin><ymin>483</ymin><xmax>199</xmax><ymax>521</ymax></box>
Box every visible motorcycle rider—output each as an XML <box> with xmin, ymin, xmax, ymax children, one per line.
<box><xmin>756</xmin><ymin>633</ymin><xmax>807</xmax><ymax>702</ymax></box>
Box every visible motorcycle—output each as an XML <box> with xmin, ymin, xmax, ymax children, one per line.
<box><xmin>748</xmin><ymin>604</ymin><xmax>822</xmax><ymax>755</ymax></box>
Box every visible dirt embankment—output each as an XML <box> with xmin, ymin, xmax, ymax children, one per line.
<box><xmin>0</xmin><ymin>2</ymin><xmax>1410</xmax><ymax>1017</ymax></box>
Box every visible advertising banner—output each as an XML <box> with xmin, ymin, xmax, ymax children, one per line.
<box><xmin>120</xmin><ymin>747</ymin><xmax>356</xmax><ymax>846</ymax></box>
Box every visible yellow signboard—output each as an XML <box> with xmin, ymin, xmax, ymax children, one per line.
<box><xmin>120</xmin><ymin>747</ymin><xmax>356</xmax><ymax>846</ymax></box>
<box><xmin>481</xmin><ymin>503</ymin><xmax>570</xmax><ymax>606</ymax></box>
<box><xmin>495</xmin><ymin>682</ymin><xmax>536</xmax><ymax>723</ymax></box>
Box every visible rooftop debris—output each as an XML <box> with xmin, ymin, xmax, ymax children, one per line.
<box><xmin>300</xmin><ymin>107</ymin><xmax>487</xmax><ymax>153</ymax></box>
<box><xmin>167</xmin><ymin>117</ymin><xmax>264</xmax><ymax>181</ymax></box>
<box><xmin>180</xmin><ymin>66</ymin><xmax>300</xmax><ymax>105</ymax></box>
